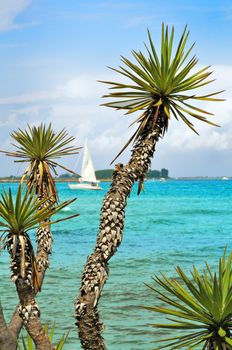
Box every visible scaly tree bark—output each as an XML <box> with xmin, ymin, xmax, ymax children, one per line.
<box><xmin>34</xmin><ymin>181</ymin><xmax>54</xmax><ymax>294</ymax></box>
<box><xmin>0</xmin><ymin>303</ymin><xmax>18</xmax><ymax>350</ymax></box>
<box><xmin>76</xmin><ymin>24</ymin><xmax>222</xmax><ymax>349</ymax></box>
<box><xmin>0</xmin><ymin>187</ymin><xmax>77</xmax><ymax>349</ymax></box>
<box><xmin>5</xmin><ymin>181</ymin><xmax>54</xmax><ymax>349</ymax></box>
<box><xmin>76</xmin><ymin>115</ymin><xmax>163</xmax><ymax>349</ymax></box>
<box><xmin>2</xmin><ymin>212</ymin><xmax>53</xmax><ymax>350</ymax></box>
<box><xmin>1</xmin><ymin>189</ymin><xmax>54</xmax><ymax>349</ymax></box>
<box><xmin>15</xmin><ymin>276</ymin><xmax>51</xmax><ymax>349</ymax></box>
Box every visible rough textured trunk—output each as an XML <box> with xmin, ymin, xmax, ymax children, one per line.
<box><xmin>0</xmin><ymin>257</ymin><xmax>51</xmax><ymax>350</ymax></box>
<box><xmin>35</xmin><ymin>176</ymin><xmax>54</xmax><ymax>293</ymax></box>
<box><xmin>16</xmin><ymin>278</ymin><xmax>51</xmax><ymax>350</ymax></box>
<box><xmin>75</xmin><ymin>115</ymin><xmax>163</xmax><ymax>349</ymax></box>
<box><xmin>6</xmin><ymin>229</ymin><xmax>52</xmax><ymax>349</ymax></box>
<box><xmin>19</xmin><ymin>185</ymin><xmax>54</xmax><ymax>348</ymax></box>
<box><xmin>8</xmin><ymin>309</ymin><xmax>23</xmax><ymax>347</ymax></box>
<box><xmin>0</xmin><ymin>303</ymin><xmax>18</xmax><ymax>350</ymax></box>
<box><xmin>1</xmin><ymin>181</ymin><xmax>54</xmax><ymax>349</ymax></box>
<box><xmin>3</xmin><ymin>219</ymin><xmax>52</xmax><ymax>349</ymax></box>
<box><xmin>35</xmin><ymin>218</ymin><xmax>53</xmax><ymax>294</ymax></box>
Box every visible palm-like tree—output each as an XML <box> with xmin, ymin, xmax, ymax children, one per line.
<box><xmin>0</xmin><ymin>186</ymin><xmax>77</xmax><ymax>350</ymax></box>
<box><xmin>0</xmin><ymin>124</ymin><xmax>79</xmax><ymax>350</ymax></box>
<box><xmin>145</xmin><ymin>251</ymin><xmax>232</xmax><ymax>350</ymax></box>
<box><xmin>75</xmin><ymin>24</ymin><xmax>223</xmax><ymax>349</ymax></box>
<box><xmin>3</xmin><ymin>123</ymin><xmax>80</xmax><ymax>289</ymax></box>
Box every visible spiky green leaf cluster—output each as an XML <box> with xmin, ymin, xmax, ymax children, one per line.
<box><xmin>1</xmin><ymin>123</ymin><xmax>80</xmax><ymax>201</ymax></box>
<box><xmin>18</xmin><ymin>322</ymin><xmax>69</xmax><ymax>350</ymax></box>
<box><xmin>0</xmin><ymin>185</ymin><xmax>77</xmax><ymax>236</ymax></box>
<box><xmin>101</xmin><ymin>24</ymin><xmax>223</xmax><ymax>162</ymax></box>
<box><xmin>0</xmin><ymin>185</ymin><xmax>78</xmax><ymax>288</ymax></box>
<box><xmin>9</xmin><ymin>123</ymin><xmax>79</xmax><ymax>163</ymax></box>
<box><xmin>145</xmin><ymin>251</ymin><xmax>232</xmax><ymax>349</ymax></box>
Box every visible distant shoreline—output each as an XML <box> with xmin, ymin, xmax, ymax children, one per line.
<box><xmin>0</xmin><ymin>176</ymin><xmax>230</xmax><ymax>183</ymax></box>
<box><xmin>0</xmin><ymin>178</ymin><xmax>112</xmax><ymax>183</ymax></box>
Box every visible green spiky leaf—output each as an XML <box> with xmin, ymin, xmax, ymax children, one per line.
<box><xmin>100</xmin><ymin>24</ymin><xmax>224</xmax><ymax>162</ymax></box>
<box><xmin>144</xmin><ymin>249</ymin><xmax>232</xmax><ymax>349</ymax></box>
<box><xmin>1</xmin><ymin>123</ymin><xmax>80</xmax><ymax>202</ymax></box>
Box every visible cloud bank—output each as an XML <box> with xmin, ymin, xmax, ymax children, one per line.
<box><xmin>0</xmin><ymin>65</ymin><xmax>231</xmax><ymax>177</ymax></box>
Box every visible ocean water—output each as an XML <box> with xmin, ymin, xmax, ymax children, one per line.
<box><xmin>1</xmin><ymin>179</ymin><xmax>232</xmax><ymax>350</ymax></box>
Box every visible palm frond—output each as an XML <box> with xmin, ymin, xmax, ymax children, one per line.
<box><xmin>100</xmin><ymin>23</ymin><xmax>224</xmax><ymax>162</ymax></box>
<box><xmin>0</xmin><ymin>185</ymin><xmax>78</xmax><ymax>235</ymax></box>
<box><xmin>1</xmin><ymin>123</ymin><xmax>81</xmax><ymax>202</ymax></box>
<box><xmin>144</xmin><ymin>249</ymin><xmax>232</xmax><ymax>349</ymax></box>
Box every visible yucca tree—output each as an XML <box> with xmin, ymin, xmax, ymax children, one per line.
<box><xmin>144</xmin><ymin>251</ymin><xmax>232</xmax><ymax>350</ymax></box>
<box><xmin>0</xmin><ymin>124</ymin><xmax>79</xmax><ymax>350</ymax></box>
<box><xmin>75</xmin><ymin>24</ymin><xmax>223</xmax><ymax>349</ymax></box>
<box><xmin>0</xmin><ymin>186</ymin><xmax>78</xmax><ymax>350</ymax></box>
<box><xmin>3</xmin><ymin>123</ymin><xmax>80</xmax><ymax>290</ymax></box>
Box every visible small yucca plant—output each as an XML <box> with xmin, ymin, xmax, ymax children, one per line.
<box><xmin>2</xmin><ymin>123</ymin><xmax>80</xmax><ymax>202</ymax></box>
<box><xmin>18</xmin><ymin>322</ymin><xmax>69</xmax><ymax>350</ymax></box>
<box><xmin>0</xmin><ymin>185</ymin><xmax>78</xmax><ymax>290</ymax></box>
<box><xmin>145</xmin><ymin>250</ymin><xmax>232</xmax><ymax>350</ymax></box>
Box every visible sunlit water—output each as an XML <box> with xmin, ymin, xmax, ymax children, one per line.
<box><xmin>1</xmin><ymin>180</ymin><xmax>232</xmax><ymax>349</ymax></box>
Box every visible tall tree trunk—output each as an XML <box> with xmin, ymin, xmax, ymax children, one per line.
<box><xmin>75</xmin><ymin>115</ymin><xmax>163</xmax><ymax>349</ymax></box>
<box><xmin>16</xmin><ymin>278</ymin><xmax>51</xmax><ymax>349</ymax></box>
<box><xmin>17</xmin><ymin>183</ymin><xmax>53</xmax><ymax>349</ymax></box>
<box><xmin>0</xmin><ymin>303</ymin><xmax>18</xmax><ymax>350</ymax></box>
<box><xmin>1</xmin><ymin>181</ymin><xmax>53</xmax><ymax>349</ymax></box>
<box><xmin>35</xmin><ymin>218</ymin><xmax>53</xmax><ymax>294</ymax></box>
<box><xmin>3</xmin><ymin>182</ymin><xmax>53</xmax><ymax>350</ymax></box>
<box><xmin>4</xmin><ymin>219</ymin><xmax>52</xmax><ymax>350</ymax></box>
<box><xmin>34</xmin><ymin>175</ymin><xmax>54</xmax><ymax>293</ymax></box>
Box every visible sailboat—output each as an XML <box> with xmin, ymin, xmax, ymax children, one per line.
<box><xmin>68</xmin><ymin>143</ymin><xmax>102</xmax><ymax>190</ymax></box>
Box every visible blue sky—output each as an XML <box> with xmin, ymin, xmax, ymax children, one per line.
<box><xmin>0</xmin><ymin>0</ymin><xmax>232</xmax><ymax>177</ymax></box>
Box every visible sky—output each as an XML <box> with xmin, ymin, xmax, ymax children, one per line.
<box><xmin>0</xmin><ymin>0</ymin><xmax>232</xmax><ymax>177</ymax></box>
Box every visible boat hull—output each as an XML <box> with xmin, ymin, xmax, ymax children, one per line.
<box><xmin>68</xmin><ymin>183</ymin><xmax>102</xmax><ymax>190</ymax></box>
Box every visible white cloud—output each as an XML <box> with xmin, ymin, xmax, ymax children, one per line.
<box><xmin>161</xmin><ymin>65</ymin><xmax>232</xmax><ymax>153</ymax></box>
<box><xmin>1</xmin><ymin>64</ymin><xmax>232</xmax><ymax>176</ymax></box>
<box><xmin>0</xmin><ymin>90</ymin><xmax>58</xmax><ymax>104</ymax></box>
<box><xmin>57</xmin><ymin>77</ymin><xmax>103</xmax><ymax>100</ymax></box>
<box><xmin>0</xmin><ymin>75</ymin><xmax>106</xmax><ymax>104</ymax></box>
<box><xmin>0</xmin><ymin>0</ymin><xmax>32</xmax><ymax>32</ymax></box>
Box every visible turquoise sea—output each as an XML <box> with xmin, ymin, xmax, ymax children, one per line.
<box><xmin>1</xmin><ymin>180</ymin><xmax>232</xmax><ymax>349</ymax></box>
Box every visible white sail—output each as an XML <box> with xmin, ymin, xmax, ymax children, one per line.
<box><xmin>80</xmin><ymin>143</ymin><xmax>98</xmax><ymax>183</ymax></box>
<box><xmin>68</xmin><ymin>141</ymin><xmax>102</xmax><ymax>190</ymax></box>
